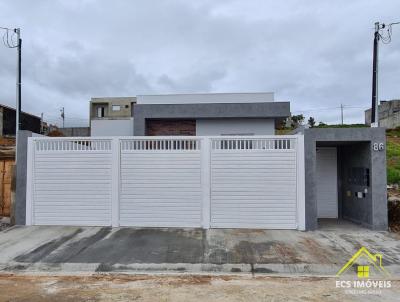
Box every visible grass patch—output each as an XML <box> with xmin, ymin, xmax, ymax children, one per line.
<box><xmin>387</xmin><ymin>129</ymin><xmax>400</xmax><ymax>185</ymax></box>
<box><xmin>315</xmin><ymin>124</ymin><xmax>368</xmax><ymax>128</ymax></box>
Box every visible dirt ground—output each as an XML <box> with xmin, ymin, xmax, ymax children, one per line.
<box><xmin>388</xmin><ymin>188</ymin><xmax>400</xmax><ymax>232</ymax></box>
<box><xmin>0</xmin><ymin>274</ymin><xmax>398</xmax><ymax>302</ymax></box>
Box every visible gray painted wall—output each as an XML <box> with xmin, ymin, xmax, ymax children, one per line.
<box><xmin>91</xmin><ymin>118</ymin><xmax>134</xmax><ymax>136</ymax></box>
<box><xmin>15</xmin><ymin>130</ymin><xmax>33</xmax><ymax>225</ymax></box>
<box><xmin>365</xmin><ymin>99</ymin><xmax>400</xmax><ymax>128</ymax></box>
<box><xmin>303</xmin><ymin>128</ymin><xmax>387</xmax><ymax>230</ymax></box>
<box><xmin>133</xmin><ymin>102</ymin><xmax>290</xmax><ymax>135</ymax></box>
<box><xmin>59</xmin><ymin>127</ymin><xmax>90</xmax><ymax>137</ymax></box>
<box><xmin>339</xmin><ymin>143</ymin><xmax>372</xmax><ymax>226</ymax></box>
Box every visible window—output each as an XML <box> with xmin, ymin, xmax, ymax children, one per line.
<box><xmin>357</xmin><ymin>265</ymin><xmax>369</xmax><ymax>278</ymax></box>
<box><xmin>97</xmin><ymin>107</ymin><xmax>105</xmax><ymax>118</ymax></box>
<box><xmin>112</xmin><ymin>105</ymin><xmax>121</xmax><ymax>111</ymax></box>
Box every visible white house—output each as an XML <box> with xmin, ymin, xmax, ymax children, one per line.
<box><xmin>90</xmin><ymin>92</ymin><xmax>289</xmax><ymax>136</ymax></box>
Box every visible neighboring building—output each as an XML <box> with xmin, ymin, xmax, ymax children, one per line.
<box><xmin>365</xmin><ymin>99</ymin><xmax>400</xmax><ymax>128</ymax></box>
<box><xmin>0</xmin><ymin>104</ymin><xmax>41</xmax><ymax>136</ymax></box>
<box><xmin>90</xmin><ymin>92</ymin><xmax>290</xmax><ymax>136</ymax></box>
<box><xmin>90</xmin><ymin>97</ymin><xmax>136</xmax><ymax>136</ymax></box>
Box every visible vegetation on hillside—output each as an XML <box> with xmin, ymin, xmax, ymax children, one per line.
<box><xmin>314</xmin><ymin>123</ymin><xmax>368</xmax><ymax>128</ymax></box>
<box><xmin>386</xmin><ymin>128</ymin><xmax>400</xmax><ymax>184</ymax></box>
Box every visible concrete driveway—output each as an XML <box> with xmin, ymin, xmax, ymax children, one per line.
<box><xmin>1</xmin><ymin>221</ymin><xmax>400</xmax><ymax>276</ymax></box>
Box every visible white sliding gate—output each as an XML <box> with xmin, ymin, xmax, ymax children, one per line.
<box><xmin>26</xmin><ymin>136</ymin><xmax>305</xmax><ymax>229</ymax></box>
<box><xmin>119</xmin><ymin>138</ymin><xmax>202</xmax><ymax>227</ymax></box>
<box><xmin>210</xmin><ymin>137</ymin><xmax>299</xmax><ymax>229</ymax></box>
<box><xmin>27</xmin><ymin>139</ymin><xmax>113</xmax><ymax>226</ymax></box>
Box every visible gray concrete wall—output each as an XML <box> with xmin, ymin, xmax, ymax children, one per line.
<box><xmin>59</xmin><ymin>127</ymin><xmax>90</xmax><ymax>137</ymax></box>
<box><xmin>303</xmin><ymin>128</ymin><xmax>387</xmax><ymax>230</ymax></box>
<box><xmin>15</xmin><ymin>130</ymin><xmax>33</xmax><ymax>225</ymax></box>
<box><xmin>339</xmin><ymin>143</ymin><xmax>372</xmax><ymax>226</ymax></box>
<box><xmin>133</xmin><ymin>102</ymin><xmax>290</xmax><ymax>135</ymax></box>
<box><xmin>91</xmin><ymin>119</ymin><xmax>134</xmax><ymax>136</ymax></box>
<box><xmin>365</xmin><ymin>99</ymin><xmax>400</xmax><ymax>128</ymax></box>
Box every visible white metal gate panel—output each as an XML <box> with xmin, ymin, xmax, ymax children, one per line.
<box><xmin>210</xmin><ymin>137</ymin><xmax>298</xmax><ymax>229</ymax></box>
<box><xmin>29</xmin><ymin>139</ymin><xmax>113</xmax><ymax>226</ymax></box>
<box><xmin>26</xmin><ymin>136</ymin><xmax>305</xmax><ymax>229</ymax></box>
<box><xmin>119</xmin><ymin>138</ymin><xmax>202</xmax><ymax>227</ymax></box>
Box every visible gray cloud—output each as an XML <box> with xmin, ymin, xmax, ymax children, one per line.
<box><xmin>0</xmin><ymin>0</ymin><xmax>399</xmax><ymax>126</ymax></box>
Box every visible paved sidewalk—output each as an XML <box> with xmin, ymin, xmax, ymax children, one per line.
<box><xmin>0</xmin><ymin>221</ymin><xmax>400</xmax><ymax>276</ymax></box>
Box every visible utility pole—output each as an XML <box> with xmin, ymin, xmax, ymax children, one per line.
<box><xmin>340</xmin><ymin>104</ymin><xmax>344</xmax><ymax>125</ymax></box>
<box><xmin>40</xmin><ymin>113</ymin><xmax>44</xmax><ymax>134</ymax></box>
<box><xmin>371</xmin><ymin>22</ymin><xmax>380</xmax><ymax>127</ymax></box>
<box><xmin>60</xmin><ymin>107</ymin><xmax>65</xmax><ymax>128</ymax></box>
<box><xmin>370</xmin><ymin>20</ymin><xmax>400</xmax><ymax>127</ymax></box>
<box><xmin>15</xmin><ymin>28</ymin><xmax>21</xmax><ymax>163</ymax></box>
<box><xmin>2</xmin><ymin>26</ymin><xmax>22</xmax><ymax>163</ymax></box>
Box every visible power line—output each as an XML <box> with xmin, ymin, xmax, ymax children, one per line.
<box><xmin>379</xmin><ymin>21</ymin><xmax>400</xmax><ymax>44</ymax></box>
<box><xmin>292</xmin><ymin>104</ymin><xmax>370</xmax><ymax>114</ymax></box>
<box><xmin>1</xmin><ymin>27</ymin><xmax>18</xmax><ymax>48</ymax></box>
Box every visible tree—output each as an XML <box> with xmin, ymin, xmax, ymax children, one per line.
<box><xmin>290</xmin><ymin>114</ymin><xmax>304</xmax><ymax>128</ymax></box>
<box><xmin>318</xmin><ymin>121</ymin><xmax>327</xmax><ymax>127</ymax></box>
<box><xmin>308</xmin><ymin>117</ymin><xmax>316</xmax><ymax>128</ymax></box>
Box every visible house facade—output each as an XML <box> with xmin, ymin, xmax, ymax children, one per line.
<box><xmin>13</xmin><ymin>93</ymin><xmax>388</xmax><ymax>232</ymax></box>
<box><xmin>90</xmin><ymin>93</ymin><xmax>289</xmax><ymax>136</ymax></box>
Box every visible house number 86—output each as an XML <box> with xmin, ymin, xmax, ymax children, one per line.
<box><xmin>373</xmin><ymin>143</ymin><xmax>384</xmax><ymax>151</ymax></box>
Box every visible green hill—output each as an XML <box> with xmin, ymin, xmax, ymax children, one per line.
<box><xmin>387</xmin><ymin>128</ymin><xmax>400</xmax><ymax>184</ymax></box>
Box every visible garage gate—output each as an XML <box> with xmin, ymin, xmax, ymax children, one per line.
<box><xmin>26</xmin><ymin>136</ymin><xmax>305</xmax><ymax>229</ymax></box>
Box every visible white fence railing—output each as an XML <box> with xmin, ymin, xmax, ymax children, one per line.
<box><xmin>120</xmin><ymin>138</ymin><xmax>201</xmax><ymax>151</ymax></box>
<box><xmin>35</xmin><ymin>138</ymin><xmax>112</xmax><ymax>152</ymax></box>
<box><xmin>211</xmin><ymin>137</ymin><xmax>296</xmax><ymax>150</ymax></box>
<box><xmin>26</xmin><ymin>135</ymin><xmax>305</xmax><ymax>230</ymax></box>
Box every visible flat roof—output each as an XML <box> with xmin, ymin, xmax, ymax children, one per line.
<box><xmin>136</xmin><ymin>92</ymin><xmax>275</xmax><ymax>105</ymax></box>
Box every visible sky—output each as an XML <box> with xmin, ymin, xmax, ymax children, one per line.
<box><xmin>0</xmin><ymin>0</ymin><xmax>399</xmax><ymax>127</ymax></box>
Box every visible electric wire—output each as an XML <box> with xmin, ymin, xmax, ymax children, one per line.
<box><xmin>1</xmin><ymin>27</ymin><xmax>18</xmax><ymax>48</ymax></box>
<box><xmin>379</xmin><ymin>22</ymin><xmax>400</xmax><ymax>45</ymax></box>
